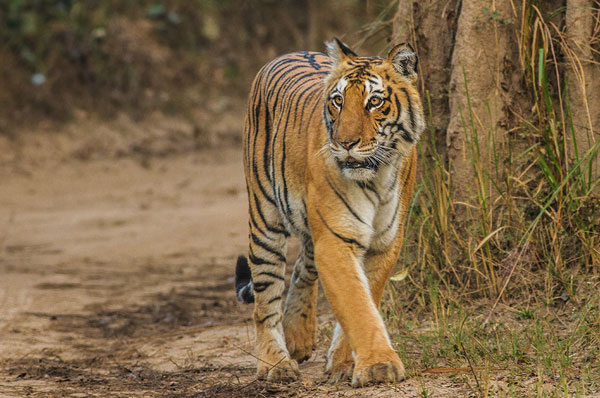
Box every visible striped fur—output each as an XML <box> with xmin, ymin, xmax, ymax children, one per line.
<box><xmin>236</xmin><ymin>39</ymin><xmax>424</xmax><ymax>386</ymax></box>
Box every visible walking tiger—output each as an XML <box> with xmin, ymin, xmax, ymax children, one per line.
<box><xmin>235</xmin><ymin>38</ymin><xmax>424</xmax><ymax>387</ymax></box>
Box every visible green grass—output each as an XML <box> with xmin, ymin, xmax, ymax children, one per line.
<box><xmin>384</xmin><ymin>3</ymin><xmax>600</xmax><ymax>396</ymax></box>
<box><xmin>385</xmin><ymin>288</ymin><xmax>599</xmax><ymax>396</ymax></box>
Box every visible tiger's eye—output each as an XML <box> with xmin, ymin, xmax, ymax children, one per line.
<box><xmin>369</xmin><ymin>97</ymin><xmax>383</xmax><ymax>107</ymax></box>
<box><xmin>332</xmin><ymin>95</ymin><xmax>343</xmax><ymax>106</ymax></box>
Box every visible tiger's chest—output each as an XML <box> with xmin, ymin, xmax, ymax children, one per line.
<box><xmin>277</xmin><ymin>172</ymin><xmax>401</xmax><ymax>252</ymax></box>
<box><xmin>338</xmin><ymin>180</ymin><xmax>402</xmax><ymax>251</ymax></box>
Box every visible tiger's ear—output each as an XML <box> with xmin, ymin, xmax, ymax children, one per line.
<box><xmin>326</xmin><ymin>37</ymin><xmax>357</xmax><ymax>65</ymax></box>
<box><xmin>388</xmin><ymin>43</ymin><xmax>418</xmax><ymax>82</ymax></box>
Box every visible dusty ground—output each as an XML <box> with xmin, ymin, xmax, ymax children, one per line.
<box><xmin>0</xmin><ymin>136</ymin><xmax>471</xmax><ymax>397</ymax></box>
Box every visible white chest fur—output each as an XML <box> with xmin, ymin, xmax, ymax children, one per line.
<box><xmin>333</xmin><ymin>164</ymin><xmax>402</xmax><ymax>252</ymax></box>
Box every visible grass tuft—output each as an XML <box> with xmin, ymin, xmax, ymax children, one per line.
<box><xmin>385</xmin><ymin>2</ymin><xmax>600</xmax><ymax>396</ymax></box>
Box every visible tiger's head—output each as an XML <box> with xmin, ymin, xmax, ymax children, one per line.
<box><xmin>322</xmin><ymin>38</ymin><xmax>425</xmax><ymax>182</ymax></box>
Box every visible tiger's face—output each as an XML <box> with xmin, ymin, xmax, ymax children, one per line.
<box><xmin>323</xmin><ymin>39</ymin><xmax>424</xmax><ymax>182</ymax></box>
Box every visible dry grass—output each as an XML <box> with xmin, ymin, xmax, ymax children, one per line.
<box><xmin>385</xmin><ymin>2</ymin><xmax>600</xmax><ymax>396</ymax></box>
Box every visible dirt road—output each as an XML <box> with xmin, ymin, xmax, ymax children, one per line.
<box><xmin>0</xmin><ymin>147</ymin><xmax>463</xmax><ymax>397</ymax></box>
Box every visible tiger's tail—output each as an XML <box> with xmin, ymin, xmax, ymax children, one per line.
<box><xmin>235</xmin><ymin>255</ymin><xmax>255</xmax><ymax>304</ymax></box>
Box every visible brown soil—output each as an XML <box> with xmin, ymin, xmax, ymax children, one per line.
<box><xmin>0</xmin><ymin>127</ymin><xmax>469</xmax><ymax>397</ymax></box>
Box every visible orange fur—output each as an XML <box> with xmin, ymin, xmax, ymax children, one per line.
<box><xmin>239</xmin><ymin>39</ymin><xmax>424</xmax><ymax>386</ymax></box>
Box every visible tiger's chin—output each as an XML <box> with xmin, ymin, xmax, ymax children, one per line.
<box><xmin>341</xmin><ymin>168</ymin><xmax>377</xmax><ymax>181</ymax></box>
<box><xmin>336</xmin><ymin>159</ymin><xmax>379</xmax><ymax>182</ymax></box>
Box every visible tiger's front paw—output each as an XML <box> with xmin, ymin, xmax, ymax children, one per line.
<box><xmin>325</xmin><ymin>333</ymin><xmax>354</xmax><ymax>383</ymax></box>
<box><xmin>283</xmin><ymin>312</ymin><xmax>317</xmax><ymax>363</ymax></box>
<box><xmin>257</xmin><ymin>358</ymin><xmax>300</xmax><ymax>383</ymax></box>
<box><xmin>326</xmin><ymin>359</ymin><xmax>354</xmax><ymax>383</ymax></box>
<box><xmin>351</xmin><ymin>357</ymin><xmax>405</xmax><ymax>387</ymax></box>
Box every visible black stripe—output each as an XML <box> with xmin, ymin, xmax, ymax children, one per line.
<box><xmin>299</xmin><ymin>274</ymin><xmax>317</xmax><ymax>284</ymax></box>
<box><xmin>325</xmin><ymin>174</ymin><xmax>368</xmax><ymax>225</ymax></box>
<box><xmin>280</xmin><ymin>105</ymin><xmax>293</xmax><ymax>222</ymax></box>
<box><xmin>359</xmin><ymin>184</ymin><xmax>378</xmax><ymax>206</ymax></box>
<box><xmin>249</xmin><ymin>252</ymin><xmax>277</xmax><ymax>266</ymax></box>
<box><xmin>257</xmin><ymin>313</ymin><xmax>277</xmax><ymax>324</ymax></box>
<box><xmin>244</xmin><ymin>80</ymin><xmax>260</xmax><ymax>169</ymax></box>
<box><xmin>253</xmin><ymin>193</ymin><xmax>289</xmax><ymax>236</ymax></box>
<box><xmin>298</xmin><ymin>87</ymin><xmax>321</xmax><ymax>129</ymax></box>
<box><xmin>249</xmin><ymin>206</ymin><xmax>271</xmax><ymax>239</ymax></box>
<box><xmin>265</xmin><ymin>59</ymin><xmax>307</xmax><ymax>90</ymax></box>
<box><xmin>271</xmin><ymin>68</ymin><xmax>311</xmax><ymax>109</ymax></box>
<box><xmin>401</xmin><ymin>131</ymin><xmax>414</xmax><ymax>143</ymax></box>
<box><xmin>267</xmin><ymin>296</ymin><xmax>282</xmax><ymax>304</ymax></box>
<box><xmin>377</xmin><ymin>199</ymin><xmax>401</xmax><ymax>238</ymax></box>
<box><xmin>249</xmin><ymin>95</ymin><xmax>277</xmax><ymax>206</ymax></box>
<box><xmin>271</xmin><ymin>70</ymin><xmax>327</xmax><ymax>111</ymax></box>
<box><xmin>304</xmin><ymin>265</ymin><xmax>318</xmax><ymax>275</ymax></box>
<box><xmin>301</xmin><ymin>200</ymin><xmax>310</xmax><ymax>231</ymax></box>
<box><xmin>256</xmin><ymin>271</ymin><xmax>285</xmax><ymax>281</ymax></box>
<box><xmin>393</xmin><ymin>94</ymin><xmax>402</xmax><ymax>122</ymax></box>
<box><xmin>253</xmin><ymin>281</ymin><xmax>274</xmax><ymax>293</ymax></box>
<box><xmin>380</xmin><ymin>180</ymin><xmax>398</xmax><ymax>205</ymax></box>
<box><xmin>269</xmin><ymin>74</ymin><xmax>303</xmax><ymax>222</ymax></box>
<box><xmin>394</xmin><ymin>121</ymin><xmax>413</xmax><ymax>143</ymax></box>
<box><xmin>293</xmin><ymin>80</ymin><xmax>320</xmax><ymax>128</ymax></box>
<box><xmin>252</xmin><ymin>162</ymin><xmax>277</xmax><ymax>206</ymax></box>
<box><xmin>262</xmin><ymin>106</ymin><xmax>273</xmax><ymax>185</ymax></box>
<box><xmin>316</xmin><ymin>210</ymin><xmax>366</xmax><ymax>250</ymax></box>
<box><xmin>363</xmin><ymin>181</ymin><xmax>381</xmax><ymax>201</ymax></box>
<box><xmin>400</xmin><ymin>87</ymin><xmax>416</xmax><ymax>131</ymax></box>
<box><xmin>251</xmin><ymin>233</ymin><xmax>286</xmax><ymax>263</ymax></box>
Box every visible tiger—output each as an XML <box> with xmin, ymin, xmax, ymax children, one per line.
<box><xmin>234</xmin><ymin>38</ymin><xmax>424</xmax><ymax>387</ymax></box>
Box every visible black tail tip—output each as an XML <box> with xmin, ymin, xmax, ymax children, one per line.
<box><xmin>235</xmin><ymin>255</ymin><xmax>254</xmax><ymax>304</ymax></box>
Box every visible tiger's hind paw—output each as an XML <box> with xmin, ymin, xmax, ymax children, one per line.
<box><xmin>283</xmin><ymin>312</ymin><xmax>317</xmax><ymax>363</ymax></box>
<box><xmin>258</xmin><ymin>359</ymin><xmax>300</xmax><ymax>383</ymax></box>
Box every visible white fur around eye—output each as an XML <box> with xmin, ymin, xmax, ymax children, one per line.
<box><xmin>336</xmin><ymin>77</ymin><xmax>348</xmax><ymax>92</ymax></box>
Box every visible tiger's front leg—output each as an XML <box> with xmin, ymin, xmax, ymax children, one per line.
<box><xmin>326</xmin><ymin>244</ymin><xmax>408</xmax><ymax>385</ymax></box>
<box><xmin>309</xmin><ymin>208</ymin><xmax>404</xmax><ymax>387</ymax></box>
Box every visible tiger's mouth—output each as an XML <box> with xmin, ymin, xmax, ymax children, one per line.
<box><xmin>336</xmin><ymin>156</ymin><xmax>378</xmax><ymax>170</ymax></box>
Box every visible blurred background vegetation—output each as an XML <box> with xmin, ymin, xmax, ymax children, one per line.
<box><xmin>0</xmin><ymin>0</ymin><xmax>394</xmax><ymax>135</ymax></box>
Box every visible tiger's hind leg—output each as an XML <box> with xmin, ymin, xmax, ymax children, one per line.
<box><xmin>283</xmin><ymin>241</ymin><xmax>319</xmax><ymax>363</ymax></box>
<box><xmin>246</xmin><ymin>198</ymin><xmax>299</xmax><ymax>382</ymax></box>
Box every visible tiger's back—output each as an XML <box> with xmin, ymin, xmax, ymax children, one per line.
<box><xmin>243</xmin><ymin>51</ymin><xmax>333</xmax><ymax>238</ymax></box>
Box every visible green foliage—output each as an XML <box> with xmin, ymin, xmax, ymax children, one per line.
<box><xmin>0</xmin><ymin>0</ymin><xmax>377</xmax><ymax>126</ymax></box>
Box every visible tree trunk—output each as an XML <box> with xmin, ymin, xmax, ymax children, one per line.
<box><xmin>394</xmin><ymin>0</ymin><xmax>600</xmax><ymax>198</ymax></box>
<box><xmin>392</xmin><ymin>0</ymin><xmax>459</xmax><ymax>158</ymax></box>
<box><xmin>446</xmin><ymin>0</ymin><xmax>519</xmax><ymax>198</ymax></box>
<box><xmin>566</xmin><ymin>0</ymin><xmax>600</xmax><ymax>185</ymax></box>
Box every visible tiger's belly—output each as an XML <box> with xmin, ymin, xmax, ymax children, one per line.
<box><xmin>273</xmin><ymin>185</ymin><xmax>311</xmax><ymax>241</ymax></box>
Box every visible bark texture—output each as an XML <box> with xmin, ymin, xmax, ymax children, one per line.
<box><xmin>392</xmin><ymin>0</ymin><xmax>459</xmax><ymax>156</ymax></box>
<box><xmin>394</xmin><ymin>0</ymin><xmax>600</xmax><ymax>197</ymax></box>
<box><xmin>445</xmin><ymin>0</ymin><xmax>519</xmax><ymax>196</ymax></box>
<box><xmin>566</xmin><ymin>0</ymin><xmax>600</xmax><ymax>180</ymax></box>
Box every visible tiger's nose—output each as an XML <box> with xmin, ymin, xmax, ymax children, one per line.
<box><xmin>339</xmin><ymin>138</ymin><xmax>360</xmax><ymax>150</ymax></box>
